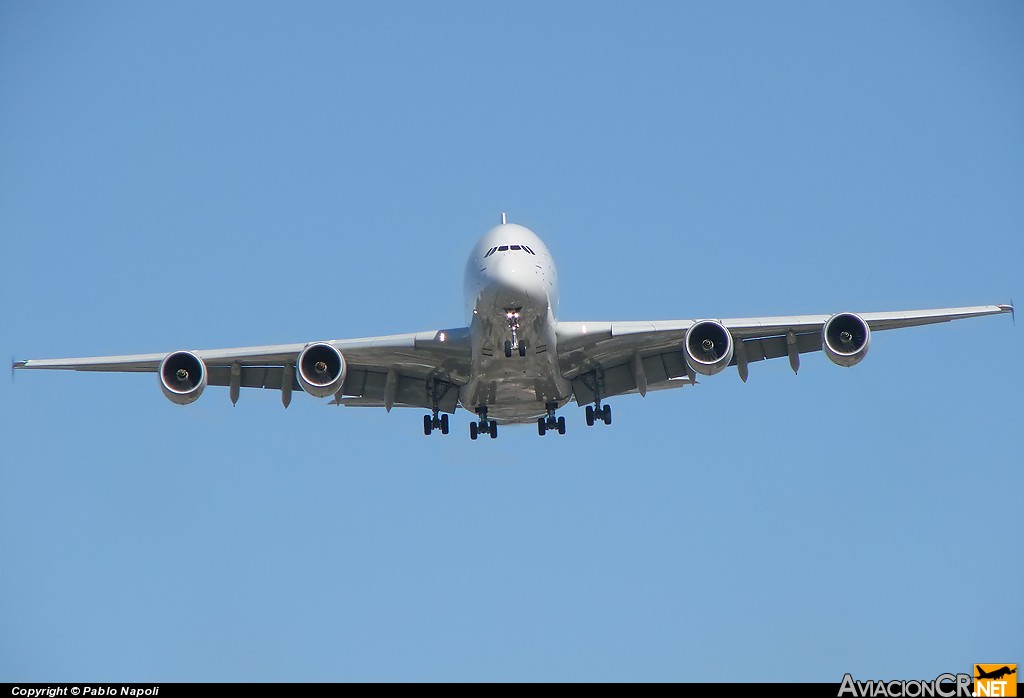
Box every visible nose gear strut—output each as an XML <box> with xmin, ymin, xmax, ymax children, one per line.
<box><xmin>503</xmin><ymin>308</ymin><xmax>526</xmax><ymax>358</ymax></box>
<box><xmin>537</xmin><ymin>402</ymin><xmax>567</xmax><ymax>436</ymax></box>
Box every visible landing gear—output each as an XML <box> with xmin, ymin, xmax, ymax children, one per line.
<box><xmin>469</xmin><ymin>407</ymin><xmax>498</xmax><ymax>440</ymax></box>
<box><xmin>422</xmin><ymin>379</ymin><xmax>452</xmax><ymax>435</ymax></box>
<box><xmin>580</xmin><ymin>369</ymin><xmax>612</xmax><ymax>428</ymax></box>
<box><xmin>505</xmin><ymin>340</ymin><xmax>527</xmax><ymax>358</ymax></box>
<box><xmin>503</xmin><ymin>308</ymin><xmax>526</xmax><ymax>358</ymax></box>
<box><xmin>423</xmin><ymin>412</ymin><xmax>449</xmax><ymax>435</ymax></box>
<box><xmin>585</xmin><ymin>403</ymin><xmax>612</xmax><ymax>427</ymax></box>
<box><xmin>537</xmin><ymin>403</ymin><xmax>567</xmax><ymax>436</ymax></box>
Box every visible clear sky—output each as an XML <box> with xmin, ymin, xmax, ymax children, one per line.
<box><xmin>1</xmin><ymin>1</ymin><xmax>1021</xmax><ymax>682</ymax></box>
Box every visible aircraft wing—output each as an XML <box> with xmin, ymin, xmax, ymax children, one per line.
<box><xmin>13</xmin><ymin>328</ymin><xmax>473</xmax><ymax>412</ymax></box>
<box><xmin>555</xmin><ymin>304</ymin><xmax>1013</xmax><ymax>405</ymax></box>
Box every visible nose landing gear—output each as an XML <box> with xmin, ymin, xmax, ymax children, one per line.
<box><xmin>537</xmin><ymin>402</ymin><xmax>566</xmax><ymax>436</ymax></box>
<box><xmin>503</xmin><ymin>309</ymin><xmax>526</xmax><ymax>358</ymax></box>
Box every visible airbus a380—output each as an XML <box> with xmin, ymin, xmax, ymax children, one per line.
<box><xmin>15</xmin><ymin>216</ymin><xmax>1013</xmax><ymax>440</ymax></box>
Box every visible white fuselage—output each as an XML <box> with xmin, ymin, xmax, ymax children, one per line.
<box><xmin>460</xmin><ymin>224</ymin><xmax>572</xmax><ymax>422</ymax></box>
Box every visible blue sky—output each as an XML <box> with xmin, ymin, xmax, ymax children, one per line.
<box><xmin>1</xmin><ymin>1</ymin><xmax>1021</xmax><ymax>682</ymax></box>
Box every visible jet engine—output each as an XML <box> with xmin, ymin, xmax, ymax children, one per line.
<box><xmin>297</xmin><ymin>342</ymin><xmax>347</xmax><ymax>398</ymax></box>
<box><xmin>159</xmin><ymin>351</ymin><xmax>208</xmax><ymax>405</ymax></box>
<box><xmin>822</xmin><ymin>312</ymin><xmax>871</xmax><ymax>367</ymax></box>
<box><xmin>684</xmin><ymin>320</ymin><xmax>735</xmax><ymax>376</ymax></box>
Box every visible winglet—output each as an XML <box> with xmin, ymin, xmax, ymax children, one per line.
<box><xmin>1001</xmin><ymin>299</ymin><xmax>1015</xmax><ymax>325</ymax></box>
<box><xmin>11</xmin><ymin>357</ymin><xmax>30</xmax><ymax>381</ymax></box>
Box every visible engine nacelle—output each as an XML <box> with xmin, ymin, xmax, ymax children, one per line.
<box><xmin>684</xmin><ymin>320</ymin><xmax>735</xmax><ymax>376</ymax></box>
<box><xmin>159</xmin><ymin>351</ymin><xmax>207</xmax><ymax>405</ymax></box>
<box><xmin>297</xmin><ymin>342</ymin><xmax>347</xmax><ymax>398</ymax></box>
<box><xmin>822</xmin><ymin>312</ymin><xmax>871</xmax><ymax>367</ymax></box>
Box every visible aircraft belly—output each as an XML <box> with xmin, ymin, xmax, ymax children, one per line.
<box><xmin>460</xmin><ymin>305</ymin><xmax>572</xmax><ymax>422</ymax></box>
<box><xmin>462</xmin><ymin>354</ymin><xmax>567</xmax><ymax>422</ymax></box>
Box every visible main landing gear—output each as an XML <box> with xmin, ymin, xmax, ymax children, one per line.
<box><xmin>503</xmin><ymin>309</ymin><xmax>526</xmax><ymax>358</ymax></box>
<box><xmin>579</xmin><ymin>370</ymin><xmax>612</xmax><ymax>428</ymax></box>
<box><xmin>537</xmin><ymin>402</ymin><xmax>566</xmax><ymax>436</ymax></box>
<box><xmin>423</xmin><ymin>413</ymin><xmax>449</xmax><ymax>435</ymax></box>
<box><xmin>423</xmin><ymin>379</ymin><xmax>452</xmax><ymax>436</ymax></box>
<box><xmin>469</xmin><ymin>407</ymin><xmax>498</xmax><ymax>440</ymax></box>
<box><xmin>585</xmin><ymin>403</ymin><xmax>612</xmax><ymax>426</ymax></box>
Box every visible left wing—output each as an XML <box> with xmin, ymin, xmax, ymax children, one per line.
<box><xmin>14</xmin><ymin>328</ymin><xmax>472</xmax><ymax>412</ymax></box>
<box><xmin>556</xmin><ymin>304</ymin><xmax>1013</xmax><ymax>405</ymax></box>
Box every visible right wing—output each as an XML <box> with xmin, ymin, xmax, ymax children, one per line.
<box><xmin>14</xmin><ymin>328</ymin><xmax>472</xmax><ymax>412</ymax></box>
<box><xmin>556</xmin><ymin>304</ymin><xmax>1013</xmax><ymax>404</ymax></box>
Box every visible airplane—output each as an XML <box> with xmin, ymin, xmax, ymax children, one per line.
<box><xmin>13</xmin><ymin>215</ymin><xmax>1014</xmax><ymax>440</ymax></box>
<box><xmin>976</xmin><ymin>666</ymin><xmax>1017</xmax><ymax>681</ymax></box>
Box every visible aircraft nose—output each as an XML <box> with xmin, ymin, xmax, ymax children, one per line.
<box><xmin>487</xmin><ymin>256</ymin><xmax>536</xmax><ymax>306</ymax></box>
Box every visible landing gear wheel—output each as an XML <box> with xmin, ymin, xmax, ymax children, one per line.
<box><xmin>440</xmin><ymin>413</ymin><xmax>449</xmax><ymax>434</ymax></box>
<box><xmin>504</xmin><ymin>340</ymin><xmax>513</xmax><ymax>358</ymax></box>
<box><xmin>586</xmin><ymin>405</ymin><xmax>595</xmax><ymax>426</ymax></box>
<box><xmin>489</xmin><ymin>422</ymin><xmax>498</xmax><ymax>439</ymax></box>
<box><xmin>538</xmin><ymin>418</ymin><xmax>546</xmax><ymax>436</ymax></box>
<box><xmin>469</xmin><ymin>421</ymin><xmax>478</xmax><ymax>440</ymax></box>
<box><xmin>557</xmin><ymin>416</ymin><xmax>566</xmax><ymax>435</ymax></box>
<box><xmin>518</xmin><ymin>343</ymin><xmax>527</xmax><ymax>357</ymax></box>
<box><xmin>602</xmin><ymin>404</ymin><xmax>612</xmax><ymax>425</ymax></box>
<box><xmin>424</xmin><ymin>415</ymin><xmax>432</xmax><ymax>435</ymax></box>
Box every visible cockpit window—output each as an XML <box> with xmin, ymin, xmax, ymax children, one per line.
<box><xmin>488</xmin><ymin>244</ymin><xmax>538</xmax><ymax>256</ymax></box>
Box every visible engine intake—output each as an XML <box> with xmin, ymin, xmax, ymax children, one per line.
<box><xmin>684</xmin><ymin>320</ymin><xmax>734</xmax><ymax>376</ymax></box>
<box><xmin>159</xmin><ymin>351</ymin><xmax>207</xmax><ymax>405</ymax></box>
<box><xmin>297</xmin><ymin>343</ymin><xmax>347</xmax><ymax>398</ymax></box>
<box><xmin>822</xmin><ymin>312</ymin><xmax>870</xmax><ymax>367</ymax></box>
